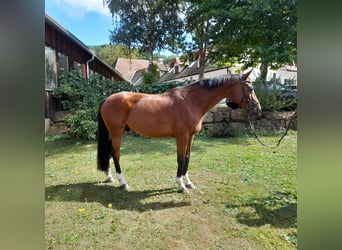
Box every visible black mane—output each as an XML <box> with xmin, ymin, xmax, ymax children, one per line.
<box><xmin>198</xmin><ymin>74</ymin><xmax>240</xmax><ymax>89</ymax></box>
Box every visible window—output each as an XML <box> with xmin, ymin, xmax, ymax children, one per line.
<box><xmin>58</xmin><ymin>52</ymin><xmax>68</xmax><ymax>72</ymax></box>
<box><xmin>45</xmin><ymin>46</ymin><xmax>57</xmax><ymax>90</ymax></box>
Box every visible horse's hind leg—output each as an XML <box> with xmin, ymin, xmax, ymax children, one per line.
<box><xmin>104</xmin><ymin>166</ymin><xmax>115</xmax><ymax>183</ymax></box>
<box><xmin>111</xmin><ymin>134</ymin><xmax>129</xmax><ymax>190</ymax></box>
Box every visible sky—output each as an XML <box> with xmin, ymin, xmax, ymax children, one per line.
<box><xmin>45</xmin><ymin>0</ymin><xmax>174</xmax><ymax>55</ymax></box>
<box><xmin>45</xmin><ymin>0</ymin><xmax>114</xmax><ymax>45</ymax></box>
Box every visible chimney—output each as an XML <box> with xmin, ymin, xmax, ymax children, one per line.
<box><xmin>158</xmin><ymin>57</ymin><xmax>164</xmax><ymax>64</ymax></box>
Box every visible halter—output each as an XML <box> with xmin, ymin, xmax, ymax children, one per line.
<box><xmin>238</xmin><ymin>78</ymin><xmax>260</xmax><ymax>113</ymax></box>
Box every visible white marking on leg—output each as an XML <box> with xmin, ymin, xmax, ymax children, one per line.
<box><xmin>104</xmin><ymin>167</ymin><xmax>115</xmax><ymax>183</ymax></box>
<box><xmin>117</xmin><ymin>173</ymin><xmax>129</xmax><ymax>190</ymax></box>
<box><xmin>176</xmin><ymin>176</ymin><xmax>188</xmax><ymax>193</ymax></box>
<box><xmin>183</xmin><ymin>172</ymin><xmax>196</xmax><ymax>189</ymax></box>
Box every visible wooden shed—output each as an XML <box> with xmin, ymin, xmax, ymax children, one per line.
<box><xmin>45</xmin><ymin>13</ymin><xmax>125</xmax><ymax>127</ymax></box>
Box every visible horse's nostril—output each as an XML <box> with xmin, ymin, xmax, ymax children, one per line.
<box><xmin>250</xmin><ymin>108</ymin><xmax>262</xmax><ymax>119</ymax></box>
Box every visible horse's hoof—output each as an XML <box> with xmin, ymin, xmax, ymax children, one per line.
<box><xmin>120</xmin><ymin>183</ymin><xmax>129</xmax><ymax>190</ymax></box>
<box><xmin>178</xmin><ymin>186</ymin><xmax>189</xmax><ymax>194</ymax></box>
<box><xmin>103</xmin><ymin>177</ymin><xmax>115</xmax><ymax>183</ymax></box>
<box><xmin>186</xmin><ymin>183</ymin><xmax>196</xmax><ymax>189</ymax></box>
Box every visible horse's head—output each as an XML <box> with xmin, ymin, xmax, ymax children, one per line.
<box><xmin>230</xmin><ymin>70</ymin><xmax>262</xmax><ymax>118</ymax></box>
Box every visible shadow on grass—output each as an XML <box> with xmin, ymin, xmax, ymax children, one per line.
<box><xmin>46</xmin><ymin>182</ymin><xmax>190</xmax><ymax>212</ymax></box>
<box><xmin>225</xmin><ymin>191</ymin><xmax>297</xmax><ymax>229</ymax></box>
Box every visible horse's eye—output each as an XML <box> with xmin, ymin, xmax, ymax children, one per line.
<box><xmin>245</xmin><ymin>85</ymin><xmax>253</xmax><ymax>91</ymax></box>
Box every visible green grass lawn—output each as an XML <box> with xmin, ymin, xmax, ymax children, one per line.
<box><xmin>45</xmin><ymin>131</ymin><xmax>297</xmax><ymax>249</ymax></box>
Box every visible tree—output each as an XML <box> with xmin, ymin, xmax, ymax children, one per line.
<box><xmin>89</xmin><ymin>44</ymin><xmax>146</xmax><ymax>65</ymax></box>
<box><xmin>143</xmin><ymin>64</ymin><xmax>159</xmax><ymax>84</ymax></box>
<box><xmin>104</xmin><ymin>0</ymin><xmax>185</xmax><ymax>72</ymax></box>
<box><xmin>184</xmin><ymin>0</ymin><xmax>296</xmax><ymax>80</ymax></box>
<box><xmin>184</xmin><ymin>1</ymin><xmax>213</xmax><ymax>80</ymax></box>
<box><xmin>210</xmin><ymin>0</ymin><xmax>297</xmax><ymax>80</ymax></box>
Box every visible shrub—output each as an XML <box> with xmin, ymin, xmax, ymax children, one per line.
<box><xmin>253</xmin><ymin>78</ymin><xmax>296</xmax><ymax>111</ymax></box>
<box><xmin>53</xmin><ymin>71</ymin><xmax>135</xmax><ymax>139</ymax></box>
<box><xmin>143</xmin><ymin>64</ymin><xmax>159</xmax><ymax>84</ymax></box>
<box><xmin>64</xmin><ymin>110</ymin><xmax>97</xmax><ymax>140</ymax></box>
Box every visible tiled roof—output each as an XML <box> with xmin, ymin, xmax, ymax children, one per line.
<box><xmin>157</xmin><ymin>63</ymin><xmax>168</xmax><ymax>72</ymax></box>
<box><xmin>159</xmin><ymin>60</ymin><xmax>217</xmax><ymax>82</ymax></box>
<box><xmin>113</xmin><ymin>58</ymin><xmax>150</xmax><ymax>82</ymax></box>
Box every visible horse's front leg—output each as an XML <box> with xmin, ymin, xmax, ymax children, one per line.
<box><xmin>176</xmin><ymin>153</ymin><xmax>188</xmax><ymax>193</ymax></box>
<box><xmin>183</xmin><ymin>134</ymin><xmax>196</xmax><ymax>189</ymax></box>
<box><xmin>176</xmin><ymin>136</ymin><xmax>190</xmax><ymax>193</ymax></box>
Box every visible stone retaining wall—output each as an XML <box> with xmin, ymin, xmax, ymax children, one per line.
<box><xmin>202</xmin><ymin>105</ymin><xmax>297</xmax><ymax>137</ymax></box>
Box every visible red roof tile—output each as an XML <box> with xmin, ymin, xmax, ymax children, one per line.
<box><xmin>114</xmin><ymin>58</ymin><xmax>150</xmax><ymax>82</ymax></box>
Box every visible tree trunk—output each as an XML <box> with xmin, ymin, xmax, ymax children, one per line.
<box><xmin>198</xmin><ymin>47</ymin><xmax>206</xmax><ymax>81</ymax></box>
<box><xmin>198</xmin><ymin>20</ymin><xmax>210</xmax><ymax>81</ymax></box>
<box><xmin>259</xmin><ymin>63</ymin><xmax>268</xmax><ymax>81</ymax></box>
<box><xmin>148</xmin><ymin>48</ymin><xmax>153</xmax><ymax>73</ymax></box>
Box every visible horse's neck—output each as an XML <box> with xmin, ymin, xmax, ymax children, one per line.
<box><xmin>184</xmin><ymin>83</ymin><xmax>235</xmax><ymax>116</ymax></box>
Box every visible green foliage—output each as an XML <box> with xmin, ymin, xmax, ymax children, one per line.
<box><xmin>53</xmin><ymin>71</ymin><xmax>134</xmax><ymax>139</ymax></box>
<box><xmin>185</xmin><ymin>0</ymin><xmax>297</xmax><ymax>76</ymax></box>
<box><xmin>104</xmin><ymin>0</ymin><xmax>185</xmax><ymax>63</ymax></box>
<box><xmin>89</xmin><ymin>44</ymin><xmax>147</xmax><ymax>65</ymax></box>
<box><xmin>253</xmin><ymin>78</ymin><xmax>296</xmax><ymax>111</ymax></box>
<box><xmin>64</xmin><ymin>110</ymin><xmax>97</xmax><ymax>140</ymax></box>
<box><xmin>142</xmin><ymin>64</ymin><xmax>159</xmax><ymax>84</ymax></box>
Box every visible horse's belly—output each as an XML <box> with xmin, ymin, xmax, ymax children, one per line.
<box><xmin>127</xmin><ymin>110</ymin><xmax>175</xmax><ymax>138</ymax></box>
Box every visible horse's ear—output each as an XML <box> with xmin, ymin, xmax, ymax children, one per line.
<box><xmin>241</xmin><ymin>69</ymin><xmax>253</xmax><ymax>80</ymax></box>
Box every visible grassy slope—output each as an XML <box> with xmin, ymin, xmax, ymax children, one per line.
<box><xmin>45</xmin><ymin>132</ymin><xmax>297</xmax><ymax>249</ymax></box>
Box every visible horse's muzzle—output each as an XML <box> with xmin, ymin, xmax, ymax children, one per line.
<box><xmin>249</xmin><ymin>106</ymin><xmax>262</xmax><ymax>119</ymax></box>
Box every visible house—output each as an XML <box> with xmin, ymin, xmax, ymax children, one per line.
<box><xmin>160</xmin><ymin>49</ymin><xmax>297</xmax><ymax>87</ymax></box>
<box><xmin>232</xmin><ymin>64</ymin><xmax>297</xmax><ymax>87</ymax></box>
<box><xmin>113</xmin><ymin>57</ymin><xmax>169</xmax><ymax>85</ymax></box>
<box><xmin>156</xmin><ymin>57</ymin><xmax>169</xmax><ymax>77</ymax></box>
<box><xmin>266</xmin><ymin>65</ymin><xmax>297</xmax><ymax>87</ymax></box>
<box><xmin>45</xmin><ymin>13</ymin><xmax>125</xmax><ymax>132</ymax></box>
<box><xmin>159</xmin><ymin>57</ymin><xmax>230</xmax><ymax>83</ymax></box>
<box><xmin>113</xmin><ymin>58</ymin><xmax>149</xmax><ymax>84</ymax></box>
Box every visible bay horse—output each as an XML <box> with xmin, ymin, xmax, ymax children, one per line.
<box><xmin>97</xmin><ymin>70</ymin><xmax>261</xmax><ymax>193</ymax></box>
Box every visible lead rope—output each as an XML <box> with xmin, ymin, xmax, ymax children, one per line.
<box><xmin>248</xmin><ymin>110</ymin><xmax>297</xmax><ymax>148</ymax></box>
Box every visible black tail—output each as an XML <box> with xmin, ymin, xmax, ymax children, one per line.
<box><xmin>97</xmin><ymin>100</ymin><xmax>111</xmax><ymax>172</ymax></box>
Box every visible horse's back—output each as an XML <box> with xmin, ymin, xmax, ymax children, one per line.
<box><xmin>104</xmin><ymin>91</ymin><xmax>145</xmax><ymax>106</ymax></box>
